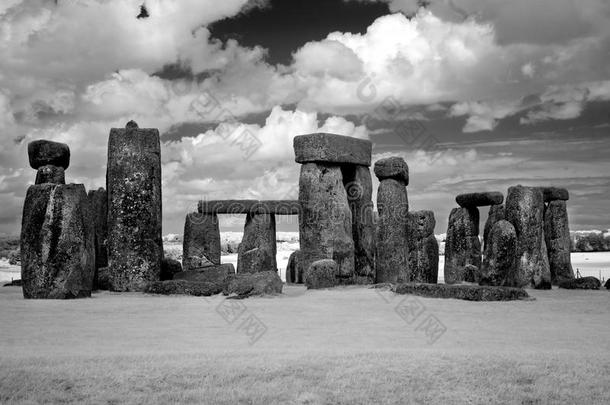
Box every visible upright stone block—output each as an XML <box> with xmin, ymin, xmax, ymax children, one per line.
<box><xmin>35</xmin><ymin>165</ymin><xmax>65</xmax><ymax>184</ymax></box>
<box><xmin>483</xmin><ymin>204</ymin><xmax>505</xmax><ymax>250</ymax></box>
<box><xmin>506</xmin><ymin>185</ymin><xmax>551</xmax><ymax>289</ymax></box>
<box><xmin>444</xmin><ymin>207</ymin><xmax>481</xmax><ymax>284</ymax></box>
<box><xmin>479</xmin><ymin>220</ymin><xmax>518</xmax><ymax>286</ymax></box>
<box><xmin>298</xmin><ymin>163</ymin><xmax>355</xmax><ymax>284</ymax></box>
<box><xmin>285</xmin><ymin>250</ymin><xmax>302</xmax><ymax>283</ymax></box>
<box><xmin>407</xmin><ymin>210</ymin><xmax>439</xmax><ymax>283</ymax></box>
<box><xmin>237</xmin><ymin>213</ymin><xmax>277</xmax><ymax>274</ymax></box>
<box><xmin>87</xmin><ymin>188</ymin><xmax>108</xmax><ymax>289</ymax></box>
<box><xmin>20</xmin><ymin>184</ymin><xmax>95</xmax><ymax>299</ymax></box>
<box><xmin>106</xmin><ymin>121</ymin><xmax>162</xmax><ymax>291</ymax></box>
<box><xmin>342</xmin><ymin>165</ymin><xmax>375</xmax><ymax>283</ymax></box>
<box><xmin>544</xmin><ymin>200</ymin><xmax>574</xmax><ymax>283</ymax></box>
<box><xmin>374</xmin><ymin>157</ymin><xmax>409</xmax><ymax>283</ymax></box>
<box><xmin>182</xmin><ymin>213</ymin><xmax>221</xmax><ymax>271</ymax></box>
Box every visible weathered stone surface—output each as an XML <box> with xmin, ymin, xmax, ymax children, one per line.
<box><xmin>506</xmin><ymin>185</ymin><xmax>551</xmax><ymax>289</ymax></box>
<box><xmin>305</xmin><ymin>259</ymin><xmax>338</xmax><ymax>289</ymax></box>
<box><xmin>393</xmin><ymin>283</ymin><xmax>529</xmax><ymax>301</ymax></box>
<box><xmin>456</xmin><ymin>192</ymin><xmax>504</xmax><ymax>208</ymax></box>
<box><xmin>35</xmin><ymin>165</ymin><xmax>65</xmax><ymax>184</ymax></box>
<box><xmin>160</xmin><ymin>258</ymin><xmax>182</xmax><ymax>281</ymax></box>
<box><xmin>173</xmin><ymin>263</ymin><xmax>234</xmax><ymax>283</ymax></box>
<box><xmin>483</xmin><ymin>204</ymin><xmax>505</xmax><ymax>250</ymax></box>
<box><xmin>558</xmin><ymin>276</ymin><xmax>601</xmax><ymax>290</ymax></box>
<box><xmin>107</xmin><ymin>123</ymin><xmax>162</xmax><ymax>291</ymax></box>
<box><xmin>145</xmin><ymin>280</ymin><xmax>223</xmax><ymax>296</ymax></box>
<box><xmin>182</xmin><ymin>213</ymin><xmax>221</xmax><ymax>271</ymax></box>
<box><xmin>237</xmin><ymin>213</ymin><xmax>277</xmax><ymax>274</ymax></box>
<box><xmin>373</xmin><ymin>157</ymin><xmax>409</xmax><ymax>184</ymax></box>
<box><xmin>198</xmin><ymin>200</ymin><xmax>300</xmax><ymax>215</ymax></box>
<box><xmin>544</xmin><ymin>200</ymin><xmax>574</xmax><ymax>284</ymax></box>
<box><xmin>20</xmin><ymin>184</ymin><xmax>95</xmax><ymax>299</ymax></box>
<box><xmin>479</xmin><ymin>220</ymin><xmax>518</xmax><ymax>286</ymax></box>
<box><xmin>604</xmin><ymin>279</ymin><xmax>610</xmax><ymax>290</ymax></box>
<box><xmin>223</xmin><ymin>271</ymin><xmax>283</xmax><ymax>298</ymax></box>
<box><xmin>539</xmin><ymin>187</ymin><xmax>569</xmax><ymax>202</ymax></box>
<box><xmin>285</xmin><ymin>250</ymin><xmax>302</xmax><ymax>283</ymax></box>
<box><xmin>294</xmin><ymin>133</ymin><xmax>372</xmax><ymax>166</ymax></box>
<box><xmin>375</xmin><ymin>178</ymin><xmax>409</xmax><ymax>283</ymax></box>
<box><xmin>298</xmin><ymin>163</ymin><xmax>354</xmax><ymax>281</ymax></box>
<box><xmin>444</xmin><ymin>207</ymin><xmax>481</xmax><ymax>284</ymax></box>
<box><xmin>28</xmin><ymin>140</ymin><xmax>70</xmax><ymax>170</ymax></box>
<box><xmin>342</xmin><ymin>165</ymin><xmax>375</xmax><ymax>283</ymax></box>
<box><xmin>87</xmin><ymin>188</ymin><xmax>108</xmax><ymax>290</ymax></box>
<box><xmin>96</xmin><ymin>267</ymin><xmax>111</xmax><ymax>290</ymax></box>
<box><xmin>3</xmin><ymin>279</ymin><xmax>22</xmax><ymax>287</ymax></box>
<box><xmin>407</xmin><ymin>210</ymin><xmax>439</xmax><ymax>283</ymax></box>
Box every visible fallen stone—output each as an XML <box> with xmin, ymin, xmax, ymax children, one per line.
<box><xmin>182</xmin><ymin>213</ymin><xmax>221</xmax><ymax>271</ymax></box>
<box><xmin>173</xmin><ymin>263</ymin><xmax>235</xmax><ymax>283</ymax></box>
<box><xmin>3</xmin><ymin>279</ymin><xmax>22</xmax><ymax>287</ymax></box>
<box><xmin>407</xmin><ymin>210</ymin><xmax>439</xmax><ymax>283</ymax></box>
<box><xmin>393</xmin><ymin>283</ymin><xmax>530</xmax><ymax>301</ymax></box>
<box><xmin>107</xmin><ymin>122</ymin><xmax>162</xmax><ymax>291</ymax></box>
<box><xmin>223</xmin><ymin>271</ymin><xmax>283</xmax><ymax>298</ymax></box>
<box><xmin>456</xmin><ymin>192</ymin><xmax>503</xmax><ymax>208</ymax></box>
<box><xmin>28</xmin><ymin>140</ymin><xmax>70</xmax><ymax>170</ymax></box>
<box><xmin>483</xmin><ymin>204</ymin><xmax>505</xmax><ymax>250</ymax></box>
<box><xmin>237</xmin><ymin>213</ymin><xmax>277</xmax><ymax>274</ymax></box>
<box><xmin>342</xmin><ymin>165</ymin><xmax>375</xmax><ymax>283</ymax></box>
<box><xmin>285</xmin><ymin>250</ymin><xmax>302</xmax><ymax>283</ymax></box>
<box><xmin>198</xmin><ymin>200</ymin><xmax>300</xmax><ymax>215</ymax></box>
<box><xmin>373</xmin><ymin>157</ymin><xmax>409</xmax><ymax>185</ymax></box>
<box><xmin>160</xmin><ymin>258</ymin><xmax>183</xmax><ymax>281</ymax></box>
<box><xmin>544</xmin><ymin>200</ymin><xmax>574</xmax><ymax>284</ymax></box>
<box><xmin>35</xmin><ymin>165</ymin><xmax>65</xmax><ymax>184</ymax></box>
<box><xmin>506</xmin><ymin>185</ymin><xmax>551</xmax><ymax>289</ymax></box>
<box><xmin>294</xmin><ymin>133</ymin><xmax>372</xmax><ymax>166</ymax></box>
<box><xmin>558</xmin><ymin>276</ymin><xmax>601</xmax><ymax>290</ymax></box>
<box><xmin>444</xmin><ymin>207</ymin><xmax>481</xmax><ymax>284</ymax></box>
<box><xmin>145</xmin><ymin>280</ymin><xmax>223</xmax><ymax>296</ymax></box>
<box><xmin>298</xmin><ymin>163</ymin><xmax>354</xmax><ymax>281</ymax></box>
<box><xmin>305</xmin><ymin>259</ymin><xmax>338</xmax><ymax>289</ymax></box>
<box><xmin>20</xmin><ymin>184</ymin><xmax>95</xmax><ymax>299</ymax></box>
<box><xmin>539</xmin><ymin>187</ymin><xmax>569</xmax><ymax>202</ymax></box>
<box><xmin>479</xmin><ymin>220</ymin><xmax>518</xmax><ymax>286</ymax></box>
<box><xmin>375</xmin><ymin>177</ymin><xmax>409</xmax><ymax>283</ymax></box>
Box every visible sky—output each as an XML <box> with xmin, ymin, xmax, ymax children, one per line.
<box><xmin>0</xmin><ymin>0</ymin><xmax>609</xmax><ymax>236</ymax></box>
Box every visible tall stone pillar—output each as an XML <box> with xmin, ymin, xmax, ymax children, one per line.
<box><xmin>479</xmin><ymin>220</ymin><xmax>518</xmax><ymax>286</ymax></box>
<box><xmin>506</xmin><ymin>185</ymin><xmax>551</xmax><ymax>289</ymax></box>
<box><xmin>21</xmin><ymin>184</ymin><xmax>95</xmax><ymax>299</ymax></box>
<box><xmin>182</xmin><ymin>212</ymin><xmax>221</xmax><ymax>271</ymax></box>
<box><xmin>444</xmin><ymin>207</ymin><xmax>481</xmax><ymax>284</ymax></box>
<box><xmin>294</xmin><ymin>133</ymin><xmax>372</xmax><ymax>285</ymax></box>
<box><xmin>483</xmin><ymin>204</ymin><xmax>505</xmax><ymax>250</ymax></box>
<box><xmin>88</xmin><ymin>188</ymin><xmax>108</xmax><ymax>289</ymax></box>
<box><xmin>107</xmin><ymin>121</ymin><xmax>162</xmax><ymax>291</ymax></box>
<box><xmin>374</xmin><ymin>157</ymin><xmax>409</xmax><ymax>283</ymax></box>
<box><xmin>237</xmin><ymin>213</ymin><xmax>277</xmax><ymax>273</ymax></box>
<box><xmin>407</xmin><ymin>210</ymin><xmax>439</xmax><ymax>283</ymax></box>
<box><xmin>542</xmin><ymin>188</ymin><xmax>574</xmax><ymax>284</ymax></box>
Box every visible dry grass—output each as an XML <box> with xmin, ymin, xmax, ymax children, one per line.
<box><xmin>0</xmin><ymin>286</ymin><xmax>609</xmax><ymax>404</ymax></box>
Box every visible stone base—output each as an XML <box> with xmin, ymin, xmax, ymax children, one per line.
<box><xmin>145</xmin><ymin>280</ymin><xmax>224</xmax><ymax>296</ymax></box>
<box><xmin>392</xmin><ymin>283</ymin><xmax>530</xmax><ymax>301</ymax></box>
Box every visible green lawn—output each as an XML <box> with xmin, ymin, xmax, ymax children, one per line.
<box><xmin>0</xmin><ymin>286</ymin><xmax>609</xmax><ymax>404</ymax></box>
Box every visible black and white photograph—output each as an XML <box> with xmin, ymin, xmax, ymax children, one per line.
<box><xmin>0</xmin><ymin>0</ymin><xmax>609</xmax><ymax>403</ymax></box>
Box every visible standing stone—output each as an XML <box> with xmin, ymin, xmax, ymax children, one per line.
<box><xmin>342</xmin><ymin>165</ymin><xmax>375</xmax><ymax>283</ymax></box>
<box><xmin>506</xmin><ymin>185</ymin><xmax>551</xmax><ymax>289</ymax></box>
<box><xmin>483</xmin><ymin>204</ymin><xmax>505</xmax><ymax>250</ymax></box>
<box><xmin>182</xmin><ymin>212</ymin><xmax>221</xmax><ymax>271</ymax></box>
<box><xmin>107</xmin><ymin>121</ymin><xmax>162</xmax><ymax>291</ymax></box>
<box><xmin>374</xmin><ymin>157</ymin><xmax>409</xmax><ymax>283</ymax></box>
<box><xmin>28</xmin><ymin>140</ymin><xmax>70</xmax><ymax>170</ymax></box>
<box><xmin>444</xmin><ymin>207</ymin><xmax>481</xmax><ymax>284</ymax></box>
<box><xmin>544</xmin><ymin>200</ymin><xmax>574</xmax><ymax>283</ymax></box>
<box><xmin>407</xmin><ymin>210</ymin><xmax>439</xmax><ymax>283</ymax></box>
<box><xmin>35</xmin><ymin>165</ymin><xmax>65</xmax><ymax>185</ymax></box>
<box><xmin>286</xmin><ymin>250</ymin><xmax>302</xmax><ymax>283</ymax></box>
<box><xmin>237</xmin><ymin>213</ymin><xmax>277</xmax><ymax>274</ymax></box>
<box><xmin>87</xmin><ymin>188</ymin><xmax>108</xmax><ymax>289</ymax></box>
<box><xmin>479</xmin><ymin>220</ymin><xmax>518</xmax><ymax>286</ymax></box>
<box><xmin>298</xmin><ymin>163</ymin><xmax>354</xmax><ymax>284</ymax></box>
<box><xmin>305</xmin><ymin>259</ymin><xmax>338</xmax><ymax>289</ymax></box>
<box><xmin>20</xmin><ymin>184</ymin><xmax>95</xmax><ymax>298</ymax></box>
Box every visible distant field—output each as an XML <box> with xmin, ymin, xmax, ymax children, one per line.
<box><xmin>0</xmin><ymin>285</ymin><xmax>609</xmax><ymax>404</ymax></box>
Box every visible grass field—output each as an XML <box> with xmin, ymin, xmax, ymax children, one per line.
<box><xmin>1</xmin><ymin>285</ymin><xmax>609</xmax><ymax>404</ymax></box>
